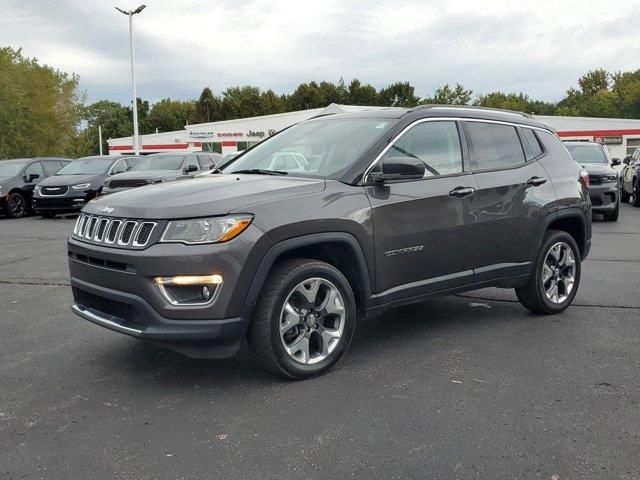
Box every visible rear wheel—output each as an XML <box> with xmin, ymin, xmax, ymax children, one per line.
<box><xmin>248</xmin><ymin>259</ymin><xmax>356</xmax><ymax>379</ymax></box>
<box><xmin>7</xmin><ymin>192</ymin><xmax>27</xmax><ymax>218</ymax></box>
<box><xmin>516</xmin><ymin>230</ymin><xmax>581</xmax><ymax>314</ymax></box>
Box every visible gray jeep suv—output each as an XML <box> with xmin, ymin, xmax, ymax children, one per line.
<box><xmin>67</xmin><ymin>106</ymin><xmax>591</xmax><ymax>379</ymax></box>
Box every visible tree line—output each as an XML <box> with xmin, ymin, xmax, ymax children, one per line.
<box><xmin>2</xmin><ymin>45</ymin><xmax>640</xmax><ymax>159</ymax></box>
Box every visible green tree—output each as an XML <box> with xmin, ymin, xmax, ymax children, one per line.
<box><xmin>194</xmin><ymin>87</ymin><xmax>222</xmax><ymax>123</ymax></box>
<box><xmin>474</xmin><ymin>91</ymin><xmax>530</xmax><ymax>111</ymax></box>
<box><xmin>287</xmin><ymin>82</ymin><xmax>326</xmax><ymax>110</ymax></box>
<box><xmin>423</xmin><ymin>83</ymin><xmax>473</xmax><ymax>105</ymax></box>
<box><xmin>378</xmin><ymin>82</ymin><xmax>420</xmax><ymax>107</ymax></box>
<box><xmin>345</xmin><ymin>79</ymin><xmax>379</xmax><ymax>106</ymax></box>
<box><xmin>148</xmin><ymin>98</ymin><xmax>196</xmax><ymax>132</ymax></box>
<box><xmin>222</xmin><ymin>85</ymin><xmax>265</xmax><ymax>119</ymax></box>
<box><xmin>0</xmin><ymin>47</ymin><xmax>83</xmax><ymax>159</ymax></box>
<box><xmin>82</xmin><ymin>100</ymin><xmax>132</xmax><ymax>156</ymax></box>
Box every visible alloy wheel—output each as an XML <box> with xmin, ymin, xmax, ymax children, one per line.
<box><xmin>542</xmin><ymin>242</ymin><xmax>576</xmax><ymax>304</ymax></box>
<box><xmin>279</xmin><ymin>277</ymin><xmax>346</xmax><ymax>365</ymax></box>
<box><xmin>9</xmin><ymin>194</ymin><xmax>26</xmax><ymax>217</ymax></box>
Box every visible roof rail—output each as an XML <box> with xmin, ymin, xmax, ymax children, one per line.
<box><xmin>410</xmin><ymin>104</ymin><xmax>534</xmax><ymax>119</ymax></box>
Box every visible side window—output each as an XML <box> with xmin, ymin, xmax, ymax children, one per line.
<box><xmin>197</xmin><ymin>154</ymin><xmax>213</xmax><ymax>170</ymax></box>
<box><xmin>522</xmin><ymin>128</ymin><xmax>544</xmax><ymax>159</ymax></box>
<box><xmin>25</xmin><ymin>162</ymin><xmax>44</xmax><ymax>179</ymax></box>
<box><xmin>110</xmin><ymin>159</ymin><xmax>127</xmax><ymax>175</ymax></box>
<box><xmin>42</xmin><ymin>161</ymin><xmax>63</xmax><ymax>176</ymax></box>
<box><xmin>382</xmin><ymin>121</ymin><xmax>463</xmax><ymax>177</ymax></box>
<box><xmin>466</xmin><ymin>122</ymin><xmax>526</xmax><ymax>170</ymax></box>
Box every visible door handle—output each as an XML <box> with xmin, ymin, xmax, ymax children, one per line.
<box><xmin>527</xmin><ymin>176</ymin><xmax>547</xmax><ymax>186</ymax></box>
<box><xmin>449</xmin><ymin>186</ymin><xmax>475</xmax><ymax>198</ymax></box>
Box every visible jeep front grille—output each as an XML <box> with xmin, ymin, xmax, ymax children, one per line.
<box><xmin>72</xmin><ymin>213</ymin><xmax>157</xmax><ymax>248</ymax></box>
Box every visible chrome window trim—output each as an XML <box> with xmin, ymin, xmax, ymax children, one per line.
<box><xmin>362</xmin><ymin>116</ymin><xmax>552</xmax><ymax>183</ymax></box>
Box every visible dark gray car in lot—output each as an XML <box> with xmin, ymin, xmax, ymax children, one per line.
<box><xmin>32</xmin><ymin>155</ymin><xmax>141</xmax><ymax>217</ymax></box>
<box><xmin>0</xmin><ymin>157</ymin><xmax>71</xmax><ymax>218</ymax></box>
<box><xmin>68</xmin><ymin>106</ymin><xmax>591</xmax><ymax>379</ymax></box>
<box><xmin>564</xmin><ymin>141</ymin><xmax>621</xmax><ymax>221</ymax></box>
<box><xmin>102</xmin><ymin>152</ymin><xmax>221</xmax><ymax>195</ymax></box>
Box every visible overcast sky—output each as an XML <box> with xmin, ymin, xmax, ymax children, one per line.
<box><xmin>3</xmin><ymin>0</ymin><xmax>640</xmax><ymax>106</ymax></box>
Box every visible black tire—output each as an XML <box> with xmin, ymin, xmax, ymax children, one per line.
<box><xmin>7</xmin><ymin>192</ymin><xmax>27</xmax><ymax>218</ymax></box>
<box><xmin>515</xmin><ymin>230</ymin><xmax>581</xmax><ymax>315</ymax></box>
<box><xmin>633</xmin><ymin>179</ymin><xmax>640</xmax><ymax>207</ymax></box>
<box><xmin>603</xmin><ymin>201</ymin><xmax>619</xmax><ymax>221</ymax></box>
<box><xmin>248</xmin><ymin>258</ymin><xmax>357</xmax><ymax>380</ymax></box>
<box><xmin>621</xmin><ymin>185</ymin><xmax>630</xmax><ymax>203</ymax></box>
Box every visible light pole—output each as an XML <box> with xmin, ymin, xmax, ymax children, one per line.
<box><xmin>115</xmin><ymin>4</ymin><xmax>146</xmax><ymax>155</ymax></box>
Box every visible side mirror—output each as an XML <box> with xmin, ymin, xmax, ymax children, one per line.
<box><xmin>623</xmin><ymin>156</ymin><xmax>631</xmax><ymax>165</ymax></box>
<box><xmin>185</xmin><ymin>164</ymin><xmax>198</xmax><ymax>173</ymax></box>
<box><xmin>369</xmin><ymin>156</ymin><xmax>425</xmax><ymax>182</ymax></box>
<box><xmin>25</xmin><ymin>173</ymin><xmax>40</xmax><ymax>182</ymax></box>
<box><xmin>209</xmin><ymin>164</ymin><xmax>215</xmax><ymax>170</ymax></box>
<box><xmin>611</xmin><ymin>158</ymin><xmax>621</xmax><ymax>166</ymax></box>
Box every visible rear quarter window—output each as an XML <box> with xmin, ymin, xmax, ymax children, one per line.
<box><xmin>522</xmin><ymin>128</ymin><xmax>544</xmax><ymax>159</ymax></box>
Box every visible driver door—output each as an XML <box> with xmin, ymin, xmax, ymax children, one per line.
<box><xmin>365</xmin><ymin>120</ymin><xmax>478</xmax><ymax>300</ymax></box>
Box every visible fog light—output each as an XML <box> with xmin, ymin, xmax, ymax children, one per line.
<box><xmin>202</xmin><ymin>286</ymin><xmax>212</xmax><ymax>301</ymax></box>
<box><xmin>153</xmin><ymin>275</ymin><xmax>222</xmax><ymax>305</ymax></box>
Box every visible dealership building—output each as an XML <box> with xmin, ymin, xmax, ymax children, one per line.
<box><xmin>108</xmin><ymin>104</ymin><xmax>640</xmax><ymax>160</ymax></box>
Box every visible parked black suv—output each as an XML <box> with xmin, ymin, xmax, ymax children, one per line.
<box><xmin>102</xmin><ymin>152</ymin><xmax>220</xmax><ymax>195</ymax></box>
<box><xmin>68</xmin><ymin>106</ymin><xmax>591</xmax><ymax>379</ymax></box>
<box><xmin>564</xmin><ymin>141</ymin><xmax>621</xmax><ymax>221</ymax></box>
<box><xmin>0</xmin><ymin>157</ymin><xmax>71</xmax><ymax>218</ymax></box>
<box><xmin>32</xmin><ymin>155</ymin><xmax>141</xmax><ymax>217</ymax></box>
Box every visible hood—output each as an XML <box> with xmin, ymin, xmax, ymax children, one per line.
<box><xmin>84</xmin><ymin>174</ymin><xmax>326</xmax><ymax>219</ymax></box>
<box><xmin>107</xmin><ymin>170</ymin><xmax>183</xmax><ymax>182</ymax></box>
<box><xmin>40</xmin><ymin>174</ymin><xmax>104</xmax><ymax>187</ymax></box>
<box><xmin>580</xmin><ymin>163</ymin><xmax>616</xmax><ymax>176</ymax></box>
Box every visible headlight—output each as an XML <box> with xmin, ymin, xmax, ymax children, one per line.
<box><xmin>71</xmin><ymin>183</ymin><xmax>91</xmax><ymax>190</ymax></box>
<box><xmin>33</xmin><ymin>185</ymin><xmax>40</xmax><ymax>191</ymax></box>
<box><xmin>602</xmin><ymin>174</ymin><xmax>618</xmax><ymax>183</ymax></box>
<box><xmin>160</xmin><ymin>216</ymin><xmax>253</xmax><ymax>244</ymax></box>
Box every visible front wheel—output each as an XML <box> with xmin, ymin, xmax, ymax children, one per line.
<box><xmin>621</xmin><ymin>184</ymin><xmax>630</xmax><ymax>203</ymax></box>
<box><xmin>633</xmin><ymin>179</ymin><xmax>640</xmax><ymax>207</ymax></box>
<box><xmin>516</xmin><ymin>230</ymin><xmax>581</xmax><ymax>314</ymax></box>
<box><xmin>7</xmin><ymin>192</ymin><xmax>27</xmax><ymax>218</ymax></box>
<box><xmin>248</xmin><ymin>259</ymin><xmax>357</xmax><ymax>379</ymax></box>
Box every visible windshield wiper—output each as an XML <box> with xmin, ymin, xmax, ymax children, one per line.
<box><xmin>231</xmin><ymin>169</ymin><xmax>288</xmax><ymax>176</ymax></box>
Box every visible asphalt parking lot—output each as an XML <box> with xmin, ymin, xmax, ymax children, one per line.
<box><xmin>1</xmin><ymin>206</ymin><xmax>639</xmax><ymax>480</ymax></box>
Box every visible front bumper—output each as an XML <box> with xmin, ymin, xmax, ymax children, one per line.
<box><xmin>67</xmin><ymin>224</ymin><xmax>268</xmax><ymax>357</ymax></box>
<box><xmin>33</xmin><ymin>192</ymin><xmax>93</xmax><ymax>212</ymax></box>
<box><xmin>588</xmin><ymin>182</ymin><xmax>618</xmax><ymax>212</ymax></box>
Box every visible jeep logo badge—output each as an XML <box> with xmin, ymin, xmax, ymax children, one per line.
<box><xmin>101</xmin><ymin>206</ymin><xmax>115</xmax><ymax>214</ymax></box>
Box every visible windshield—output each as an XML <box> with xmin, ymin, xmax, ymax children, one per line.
<box><xmin>223</xmin><ymin>117</ymin><xmax>392</xmax><ymax>178</ymax></box>
<box><xmin>0</xmin><ymin>160</ymin><xmax>28</xmax><ymax>177</ymax></box>
<box><xmin>57</xmin><ymin>157</ymin><xmax>111</xmax><ymax>175</ymax></box>
<box><xmin>131</xmin><ymin>154</ymin><xmax>186</xmax><ymax>171</ymax></box>
<box><xmin>565</xmin><ymin>144</ymin><xmax>608</xmax><ymax>164</ymax></box>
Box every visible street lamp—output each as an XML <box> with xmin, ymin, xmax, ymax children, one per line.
<box><xmin>115</xmin><ymin>4</ymin><xmax>146</xmax><ymax>155</ymax></box>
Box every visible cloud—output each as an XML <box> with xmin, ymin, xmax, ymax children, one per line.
<box><xmin>2</xmin><ymin>0</ymin><xmax>640</xmax><ymax>105</ymax></box>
